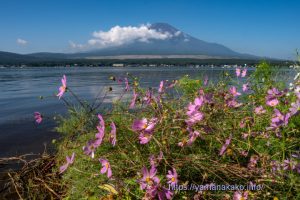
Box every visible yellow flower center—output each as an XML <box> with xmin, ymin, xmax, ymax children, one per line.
<box><xmin>171</xmin><ymin>177</ymin><xmax>175</xmax><ymax>182</ymax></box>
<box><xmin>226</xmin><ymin>149</ymin><xmax>233</xmax><ymax>156</ymax></box>
<box><xmin>143</xmin><ymin>124</ymin><xmax>147</xmax><ymax>129</ymax></box>
<box><xmin>60</xmin><ymin>86</ymin><xmax>66</xmax><ymax>92</ymax></box>
<box><xmin>145</xmin><ymin>176</ymin><xmax>151</xmax><ymax>183</ymax></box>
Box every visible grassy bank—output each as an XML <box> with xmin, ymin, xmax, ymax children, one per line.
<box><xmin>5</xmin><ymin>62</ymin><xmax>300</xmax><ymax>199</ymax></box>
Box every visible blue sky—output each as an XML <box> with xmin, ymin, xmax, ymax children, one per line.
<box><xmin>0</xmin><ymin>0</ymin><xmax>299</xmax><ymax>59</ymax></box>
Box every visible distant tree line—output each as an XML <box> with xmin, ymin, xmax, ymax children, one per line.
<box><xmin>0</xmin><ymin>58</ymin><xmax>293</xmax><ymax>67</ymax></box>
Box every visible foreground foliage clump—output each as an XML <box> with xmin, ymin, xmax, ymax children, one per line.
<box><xmin>51</xmin><ymin>63</ymin><xmax>300</xmax><ymax>200</ymax></box>
<box><xmin>6</xmin><ymin>62</ymin><xmax>299</xmax><ymax>199</ymax></box>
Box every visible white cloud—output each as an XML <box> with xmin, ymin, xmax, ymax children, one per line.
<box><xmin>16</xmin><ymin>38</ymin><xmax>28</xmax><ymax>45</ymax></box>
<box><xmin>69</xmin><ymin>41</ymin><xmax>84</xmax><ymax>49</ymax></box>
<box><xmin>70</xmin><ymin>24</ymin><xmax>174</xmax><ymax>50</ymax></box>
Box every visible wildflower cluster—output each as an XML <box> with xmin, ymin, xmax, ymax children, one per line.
<box><xmin>35</xmin><ymin>63</ymin><xmax>300</xmax><ymax>199</ymax></box>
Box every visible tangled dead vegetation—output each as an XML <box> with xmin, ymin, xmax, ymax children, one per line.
<box><xmin>0</xmin><ymin>153</ymin><xmax>65</xmax><ymax>199</ymax></box>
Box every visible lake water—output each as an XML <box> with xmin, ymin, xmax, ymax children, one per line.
<box><xmin>0</xmin><ymin>66</ymin><xmax>296</xmax><ymax>158</ymax></box>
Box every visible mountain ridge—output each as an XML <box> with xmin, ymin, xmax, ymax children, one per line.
<box><xmin>0</xmin><ymin>23</ymin><xmax>268</xmax><ymax>63</ymax></box>
<box><xmin>75</xmin><ymin>22</ymin><xmax>248</xmax><ymax>58</ymax></box>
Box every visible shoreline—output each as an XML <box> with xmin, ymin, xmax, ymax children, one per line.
<box><xmin>0</xmin><ymin>120</ymin><xmax>59</xmax><ymax>159</ymax></box>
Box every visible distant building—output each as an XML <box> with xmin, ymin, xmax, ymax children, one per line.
<box><xmin>112</xmin><ymin>63</ymin><xmax>124</xmax><ymax>67</ymax></box>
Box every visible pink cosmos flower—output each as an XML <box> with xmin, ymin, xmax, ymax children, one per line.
<box><xmin>186</xmin><ymin>100</ymin><xmax>202</xmax><ymax>115</ymax></box>
<box><xmin>167</xmin><ymin>80</ymin><xmax>177</xmax><ymax>89</ymax></box>
<box><xmin>185</xmin><ymin>111</ymin><xmax>204</xmax><ymax>126</ymax></box>
<box><xmin>266</xmin><ymin>98</ymin><xmax>279</xmax><ymax>107</ymax></box>
<box><xmin>271</xmin><ymin>109</ymin><xmax>290</xmax><ymax>126</ymax></box>
<box><xmin>99</xmin><ymin>158</ymin><xmax>112</xmax><ymax>178</ymax></box>
<box><xmin>254</xmin><ymin>106</ymin><xmax>266</xmax><ymax>115</ymax></box>
<box><xmin>59</xmin><ymin>152</ymin><xmax>75</xmax><ymax>174</ymax></box>
<box><xmin>166</xmin><ymin>168</ymin><xmax>178</xmax><ymax>186</ymax></box>
<box><xmin>186</xmin><ymin>96</ymin><xmax>204</xmax><ymax>116</ymax></box>
<box><xmin>241</xmin><ymin>68</ymin><xmax>247</xmax><ymax>77</ymax></box>
<box><xmin>143</xmin><ymin>185</ymin><xmax>172</xmax><ymax>200</ymax></box>
<box><xmin>110</xmin><ymin>122</ymin><xmax>116</xmax><ymax>146</ymax></box>
<box><xmin>129</xmin><ymin>90</ymin><xmax>138</xmax><ymax>109</ymax></box>
<box><xmin>185</xmin><ymin>96</ymin><xmax>205</xmax><ymax>126</ymax></box>
<box><xmin>98</xmin><ymin>114</ymin><xmax>105</xmax><ymax>128</ymax></box>
<box><xmin>186</xmin><ymin>103</ymin><xmax>199</xmax><ymax>116</ymax></box>
<box><xmin>57</xmin><ymin>75</ymin><xmax>67</xmax><ymax>99</ymax></box>
<box><xmin>158</xmin><ymin>81</ymin><xmax>164</xmax><ymax>93</ymax></box>
<box><xmin>233</xmin><ymin>191</ymin><xmax>248</xmax><ymax>200</ymax></box>
<box><xmin>267</xmin><ymin>87</ymin><xmax>281</xmax><ymax>97</ymax></box>
<box><xmin>282</xmin><ymin>159</ymin><xmax>296</xmax><ymax>171</ymax></box>
<box><xmin>194</xmin><ymin>96</ymin><xmax>205</xmax><ymax>106</ymax></box>
<box><xmin>132</xmin><ymin>118</ymin><xmax>158</xmax><ymax>144</ymax></box>
<box><xmin>159</xmin><ymin>188</ymin><xmax>173</xmax><ymax>200</ymax></box>
<box><xmin>204</xmin><ymin>94</ymin><xmax>213</xmax><ymax>105</ymax></box>
<box><xmin>95</xmin><ymin>114</ymin><xmax>105</xmax><ymax>145</ymax></box>
<box><xmin>149</xmin><ymin>151</ymin><xmax>163</xmax><ymax>167</ymax></box>
<box><xmin>242</xmin><ymin>83</ymin><xmax>249</xmax><ymax>92</ymax></box>
<box><xmin>138</xmin><ymin>132</ymin><xmax>153</xmax><ymax>144</ymax></box>
<box><xmin>178</xmin><ymin>136</ymin><xmax>191</xmax><ymax>147</ymax></box>
<box><xmin>187</xmin><ymin>130</ymin><xmax>200</xmax><ymax>145</ymax></box>
<box><xmin>239</xmin><ymin>119</ymin><xmax>246</xmax><ymax>128</ymax></box>
<box><xmin>143</xmin><ymin>89</ymin><xmax>153</xmax><ymax>105</ymax></box>
<box><xmin>229</xmin><ymin>86</ymin><xmax>241</xmax><ymax>97</ymax></box>
<box><xmin>139</xmin><ymin>166</ymin><xmax>160</xmax><ymax>190</ymax></box>
<box><xmin>199</xmin><ymin>89</ymin><xmax>204</xmax><ymax>95</ymax></box>
<box><xmin>219</xmin><ymin>134</ymin><xmax>232</xmax><ymax>156</ymax></box>
<box><xmin>96</xmin><ymin>125</ymin><xmax>105</xmax><ymax>142</ymax></box>
<box><xmin>226</xmin><ymin>99</ymin><xmax>243</xmax><ymax>108</ymax></box>
<box><xmin>236</xmin><ymin>68</ymin><xmax>241</xmax><ymax>77</ymax></box>
<box><xmin>34</xmin><ymin>112</ymin><xmax>43</xmax><ymax>124</ymax></box>
<box><xmin>132</xmin><ymin>118</ymin><xmax>158</xmax><ymax>133</ymax></box>
<box><xmin>124</xmin><ymin>78</ymin><xmax>130</xmax><ymax>91</ymax></box>
<box><xmin>266</xmin><ymin>122</ymin><xmax>280</xmax><ymax>132</ymax></box>
<box><xmin>83</xmin><ymin>140</ymin><xmax>99</xmax><ymax>158</ymax></box>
